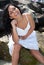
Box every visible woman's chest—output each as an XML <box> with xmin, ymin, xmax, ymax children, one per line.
<box><xmin>16</xmin><ymin>22</ymin><xmax>30</xmax><ymax>36</ymax></box>
<box><xmin>17</xmin><ymin>20</ymin><xmax>28</xmax><ymax>30</ymax></box>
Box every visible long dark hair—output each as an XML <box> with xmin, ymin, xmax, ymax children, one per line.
<box><xmin>3</xmin><ymin>3</ymin><xmax>22</xmax><ymax>34</ymax></box>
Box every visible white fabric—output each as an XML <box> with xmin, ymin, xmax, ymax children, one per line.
<box><xmin>8</xmin><ymin>17</ymin><xmax>39</xmax><ymax>56</ymax></box>
<box><xmin>16</xmin><ymin>22</ymin><xmax>30</xmax><ymax>36</ymax></box>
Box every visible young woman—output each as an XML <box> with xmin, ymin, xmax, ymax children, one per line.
<box><xmin>3</xmin><ymin>3</ymin><xmax>44</xmax><ymax>65</ymax></box>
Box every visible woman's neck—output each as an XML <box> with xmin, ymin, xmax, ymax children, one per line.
<box><xmin>16</xmin><ymin>15</ymin><xmax>24</xmax><ymax>23</ymax></box>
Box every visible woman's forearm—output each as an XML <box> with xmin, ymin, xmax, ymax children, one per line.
<box><xmin>11</xmin><ymin>20</ymin><xmax>19</xmax><ymax>43</ymax></box>
<box><xmin>26</xmin><ymin>26</ymin><xmax>35</xmax><ymax>38</ymax></box>
<box><xmin>25</xmin><ymin>14</ymin><xmax>35</xmax><ymax>38</ymax></box>
<box><xmin>12</xmin><ymin>28</ymin><xmax>19</xmax><ymax>43</ymax></box>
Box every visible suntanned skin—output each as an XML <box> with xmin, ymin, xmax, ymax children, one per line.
<box><xmin>8</xmin><ymin>4</ymin><xmax>44</xmax><ymax>65</ymax></box>
<box><xmin>11</xmin><ymin>13</ymin><xmax>35</xmax><ymax>43</ymax></box>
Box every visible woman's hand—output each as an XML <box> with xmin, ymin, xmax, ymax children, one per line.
<box><xmin>19</xmin><ymin>35</ymin><xmax>27</xmax><ymax>40</ymax></box>
<box><xmin>11</xmin><ymin>19</ymin><xmax>17</xmax><ymax>28</ymax></box>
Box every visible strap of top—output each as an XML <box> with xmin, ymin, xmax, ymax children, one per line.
<box><xmin>25</xmin><ymin>15</ymin><xmax>29</xmax><ymax>22</ymax></box>
<box><xmin>23</xmin><ymin>13</ymin><xmax>29</xmax><ymax>22</ymax></box>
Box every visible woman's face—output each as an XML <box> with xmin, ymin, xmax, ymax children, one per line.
<box><xmin>8</xmin><ymin>5</ymin><xmax>21</xmax><ymax>19</ymax></box>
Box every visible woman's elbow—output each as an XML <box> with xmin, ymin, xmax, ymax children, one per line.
<box><xmin>31</xmin><ymin>25</ymin><xmax>35</xmax><ymax>30</ymax></box>
<box><xmin>16</xmin><ymin>38</ymin><xmax>19</xmax><ymax>43</ymax></box>
<box><xmin>13</xmin><ymin>37</ymin><xmax>19</xmax><ymax>43</ymax></box>
<box><xmin>33</xmin><ymin>22</ymin><xmax>35</xmax><ymax>30</ymax></box>
<box><xmin>33</xmin><ymin>25</ymin><xmax>35</xmax><ymax>30</ymax></box>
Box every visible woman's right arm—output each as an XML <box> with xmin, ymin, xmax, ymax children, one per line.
<box><xmin>11</xmin><ymin>20</ymin><xmax>19</xmax><ymax>43</ymax></box>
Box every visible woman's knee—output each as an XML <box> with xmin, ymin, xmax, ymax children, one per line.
<box><xmin>13</xmin><ymin>43</ymin><xmax>22</xmax><ymax>52</ymax></box>
<box><xmin>30</xmin><ymin>50</ymin><xmax>39</xmax><ymax>55</ymax></box>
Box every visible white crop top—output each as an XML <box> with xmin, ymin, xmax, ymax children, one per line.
<box><xmin>16</xmin><ymin>14</ymin><xmax>31</xmax><ymax>36</ymax></box>
<box><xmin>16</xmin><ymin>22</ymin><xmax>30</xmax><ymax>36</ymax></box>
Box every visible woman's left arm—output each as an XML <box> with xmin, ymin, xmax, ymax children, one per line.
<box><xmin>25</xmin><ymin>14</ymin><xmax>35</xmax><ymax>37</ymax></box>
<box><xmin>20</xmin><ymin>14</ymin><xmax>35</xmax><ymax>39</ymax></box>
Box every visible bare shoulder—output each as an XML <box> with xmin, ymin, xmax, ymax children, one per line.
<box><xmin>22</xmin><ymin>13</ymin><xmax>35</xmax><ymax>27</ymax></box>
<box><xmin>22</xmin><ymin>13</ymin><xmax>32</xmax><ymax>18</ymax></box>
<box><xmin>22</xmin><ymin>13</ymin><xmax>30</xmax><ymax>15</ymax></box>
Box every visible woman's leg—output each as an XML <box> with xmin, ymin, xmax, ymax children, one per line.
<box><xmin>12</xmin><ymin>43</ymin><xmax>22</xmax><ymax>65</ymax></box>
<box><xmin>30</xmin><ymin>50</ymin><xmax>44</xmax><ymax>64</ymax></box>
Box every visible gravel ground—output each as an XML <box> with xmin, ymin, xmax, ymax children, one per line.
<box><xmin>0</xmin><ymin>60</ymin><xmax>21</xmax><ymax>65</ymax></box>
<box><xmin>0</xmin><ymin>60</ymin><xmax>44</xmax><ymax>65</ymax></box>
<box><xmin>0</xmin><ymin>60</ymin><xmax>12</xmax><ymax>65</ymax></box>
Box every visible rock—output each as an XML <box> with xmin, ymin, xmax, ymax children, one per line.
<box><xmin>0</xmin><ymin>31</ymin><xmax>44</xmax><ymax>65</ymax></box>
<box><xmin>36</xmin><ymin>31</ymin><xmax>44</xmax><ymax>52</ymax></box>
<box><xmin>19</xmin><ymin>48</ymin><xmax>39</xmax><ymax>65</ymax></box>
<box><xmin>0</xmin><ymin>35</ymin><xmax>9</xmax><ymax>42</ymax></box>
<box><xmin>0</xmin><ymin>41</ymin><xmax>11</xmax><ymax>61</ymax></box>
<box><xmin>0</xmin><ymin>41</ymin><xmax>39</xmax><ymax>65</ymax></box>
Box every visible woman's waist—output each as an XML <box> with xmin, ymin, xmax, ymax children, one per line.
<box><xmin>18</xmin><ymin>30</ymin><xmax>36</xmax><ymax>36</ymax></box>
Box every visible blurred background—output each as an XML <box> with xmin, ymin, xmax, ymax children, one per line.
<box><xmin>0</xmin><ymin>0</ymin><xmax>44</xmax><ymax>65</ymax></box>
